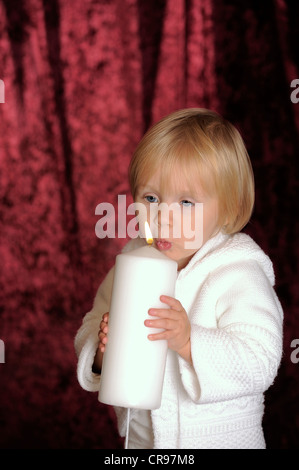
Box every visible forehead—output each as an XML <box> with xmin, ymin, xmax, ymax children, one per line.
<box><xmin>137</xmin><ymin>163</ymin><xmax>209</xmax><ymax>199</ymax></box>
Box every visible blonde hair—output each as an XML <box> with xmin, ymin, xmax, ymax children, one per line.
<box><xmin>129</xmin><ymin>108</ymin><xmax>254</xmax><ymax>234</ymax></box>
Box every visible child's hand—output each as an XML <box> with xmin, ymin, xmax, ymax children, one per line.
<box><xmin>144</xmin><ymin>296</ymin><xmax>192</xmax><ymax>363</ymax></box>
<box><xmin>98</xmin><ymin>312</ymin><xmax>109</xmax><ymax>353</ymax></box>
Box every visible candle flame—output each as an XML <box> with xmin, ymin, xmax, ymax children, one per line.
<box><xmin>145</xmin><ymin>221</ymin><xmax>153</xmax><ymax>245</ymax></box>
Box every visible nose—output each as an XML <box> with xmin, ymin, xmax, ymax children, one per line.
<box><xmin>151</xmin><ymin>202</ymin><xmax>178</xmax><ymax>239</ymax></box>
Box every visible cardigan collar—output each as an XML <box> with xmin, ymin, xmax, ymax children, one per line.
<box><xmin>177</xmin><ymin>230</ymin><xmax>230</xmax><ymax>278</ymax></box>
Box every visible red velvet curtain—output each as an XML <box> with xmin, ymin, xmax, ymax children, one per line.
<box><xmin>0</xmin><ymin>0</ymin><xmax>298</xmax><ymax>449</ymax></box>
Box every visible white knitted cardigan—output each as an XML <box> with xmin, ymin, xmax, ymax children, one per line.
<box><xmin>74</xmin><ymin>231</ymin><xmax>283</xmax><ymax>449</ymax></box>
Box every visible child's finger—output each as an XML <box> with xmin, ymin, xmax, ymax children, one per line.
<box><xmin>159</xmin><ymin>295</ymin><xmax>183</xmax><ymax>311</ymax></box>
<box><xmin>147</xmin><ymin>329</ymin><xmax>173</xmax><ymax>341</ymax></box>
<box><xmin>144</xmin><ymin>317</ymin><xmax>177</xmax><ymax>330</ymax></box>
<box><xmin>98</xmin><ymin>332</ymin><xmax>108</xmax><ymax>350</ymax></box>
<box><xmin>148</xmin><ymin>307</ymin><xmax>180</xmax><ymax>319</ymax></box>
<box><xmin>102</xmin><ymin>312</ymin><xmax>109</xmax><ymax>323</ymax></box>
<box><xmin>100</xmin><ymin>320</ymin><xmax>108</xmax><ymax>333</ymax></box>
<box><xmin>100</xmin><ymin>334</ymin><xmax>108</xmax><ymax>344</ymax></box>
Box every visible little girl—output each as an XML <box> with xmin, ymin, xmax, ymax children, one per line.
<box><xmin>75</xmin><ymin>108</ymin><xmax>283</xmax><ymax>449</ymax></box>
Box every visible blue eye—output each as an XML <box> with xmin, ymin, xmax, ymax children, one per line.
<box><xmin>145</xmin><ymin>195</ymin><xmax>158</xmax><ymax>203</ymax></box>
<box><xmin>180</xmin><ymin>200</ymin><xmax>194</xmax><ymax>207</ymax></box>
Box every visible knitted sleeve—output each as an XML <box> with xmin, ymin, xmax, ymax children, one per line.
<box><xmin>74</xmin><ymin>267</ymin><xmax>114</xmax><ymax>391</ymax></box>
<box><xmin>178</xmin><ymin>260</ymin><xmax>283</xmax><ymax>404</ymax></box>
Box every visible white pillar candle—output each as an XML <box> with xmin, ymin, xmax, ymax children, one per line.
<box><xmin>98</xmin><ymin>225</ymin><xmax>178</xmax><ymax>410</ymax></box>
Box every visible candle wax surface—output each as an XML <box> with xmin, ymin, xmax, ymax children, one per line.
<box><xmin>98</xmin><ymin>245</ymin><xmax>178</xmax><ymax>410</ymax></box>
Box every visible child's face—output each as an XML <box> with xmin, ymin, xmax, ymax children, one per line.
<box><xmin>135</xmin><ymin>169</ymin><xmax>219</xmax><ymax>270</ymax></box>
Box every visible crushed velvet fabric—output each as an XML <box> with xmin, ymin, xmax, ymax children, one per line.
<box><xmin>0</xmin><ymin>0</ymin><xmax>298</xmax><ymax>448</ymax></box>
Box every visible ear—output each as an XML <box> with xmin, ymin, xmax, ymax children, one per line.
<box><xmin>219</xmin><ymin>214</ymin><xmax>230</xmax><ymax>234</ymax></box>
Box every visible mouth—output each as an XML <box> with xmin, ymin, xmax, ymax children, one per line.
<box><xmin>155</xmin><ymin>239</ymin><xmax>172</xmax><ymax>251</ymax></box>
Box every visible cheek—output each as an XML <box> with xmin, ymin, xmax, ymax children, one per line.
<box><xmin>178</xmin><ymin>208</ymin><xmax>195</xmax><ymax>236</ymax></box>
<box><xmin>202</xmin><ymin>206</ymin><xmax>219</xmax><ymax>237</ymax></box>
<box><xmin>180</xmin><ymin>205</ymin><xmax>204</xmax><ymax>245</ymax></box>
